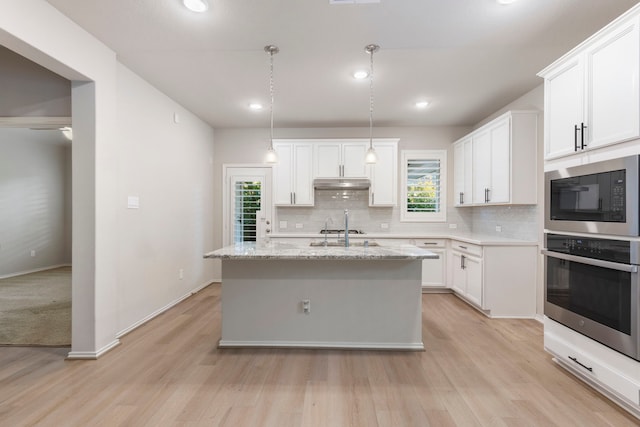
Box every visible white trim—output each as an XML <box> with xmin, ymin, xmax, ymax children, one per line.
<box><xmin>218</xmin><ymin>339</ymin><xmax>425</xmax><ymax>351</ymax></box>
<box><xmin>67</xmin><ymin>339</ymin><xmax>120</xmax><ymax>360</ymax></box>
<box><xmin>0</xmin><ymin>116</ymin><xmax>72</xmax><ymax>128</ymax></box>
<box><xmin>0</xmin><ymin>264</ymin><xmax>72</xmax><ymax>280</ymax></box>
<box><xmin>400</xmin><ymin>149</ymin><xmax>447</xmax><ymax>222</ymax></box>
<box><xmin>116</xmin><ymin>281</ymin><xmax>214</xmax><ymax>339</ymax></box>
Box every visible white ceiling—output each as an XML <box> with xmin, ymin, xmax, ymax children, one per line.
<box><xmin>45</xmin><ymin>0</ymin><xmax>639</xmax><ymax>128</ymax></box>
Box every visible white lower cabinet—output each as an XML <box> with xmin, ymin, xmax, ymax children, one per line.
<box><xmin>448</xmin><ymin>240</ymin><xmax>537</xmax><ymax>318</ymax></box>
<box><xmin>450</xmin><ymin>241</ymin><xmax>483</xmax><ymax>308</ymax></box>
<box><xmin>545</xmin><ymin>317</ymin><xmax>640</xmax><ymax>413</ymax></box>
<box><xmin>414</xmin><ymin>239</ymin><xmax>447</xmax><ymax>291</ymax></box>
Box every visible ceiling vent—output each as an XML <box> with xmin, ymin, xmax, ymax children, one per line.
<box><xmin>329</xmin><ymin>0</ymin><xmax>380</xmax><ymax>4</ymax></box>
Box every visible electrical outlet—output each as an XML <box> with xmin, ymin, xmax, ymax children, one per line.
<box><xmin>302</xmin><ymin>299</ymin><xmax>311</xmax><ymax>314</ymax></box>
<box><xmin>449</xmin><ymin>223</ymin><xmax>457</xmax><ymax>229</ymax></box>
<box><xmin>380</xmin><ymin>223</ymin><xmax>389</xmax><ymax>229</ymax></box>
<box><xmin>179</xmin><ymin>269</ymin><xmax>184</xmax><ymax>280</ymax></box>
<box><xmin>495</xmin><ymin>225</ymin><xmax>502</xmax><ymax>232</ymax></box>
<box><xmin>279</xmin><ymin>221</ymin><xmax>288</xmax><ymax>229</ymax></box>
<box><xmin>30</xmin><ymin>250</ymin><xmax>36</xmax><ymax>257</ymax></box>
<box><xmin>295</xmin><ymin>223</ymin><xmax>303</xmax><ymax>229</ymax></box>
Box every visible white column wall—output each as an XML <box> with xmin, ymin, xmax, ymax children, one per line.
<box><xmin>115</xmin><ymin>64</ymin><xmax>215</xmax><ymax>334</ymax></box>
<box><xmin>0</xmin><ymin>0</ymin><xmax>215</xmax><ymax>357</ymax></box>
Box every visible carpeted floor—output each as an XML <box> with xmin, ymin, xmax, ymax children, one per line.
<box><xmin>0</xmin><ymin>267</ymin><xmax>71</xmax><ymax>346</ymax></box>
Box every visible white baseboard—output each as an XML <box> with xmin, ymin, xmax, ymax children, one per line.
<box><xmin>116</xmin><ymin>281</ymin><xmax>214</xmax><ymax>339</ymax></box>
<box><xmin>534</xmin><ymin>313</ymin><xmax>544</xmax><ymax>323</ymax></box>
<box><xmin>218</xmin><ymin>339</ymin><xmax>425</xmax><ymax>351</ymax></box>
<box><xmin>421</xmin><ymin>287</ymin><xmax>452</xmax><ymax>294</ymax></box>
<box><xmin>67</xmin><ymin>339</ymin><xmax>120</xmax><ymax>360</ymax></box>
<box><xmin>0</xmin><ymin>264</ymin><xmax>72</xmax><ymax>280</ymax></box>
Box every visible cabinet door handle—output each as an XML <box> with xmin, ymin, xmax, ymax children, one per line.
<box><xmin>423</xmin><ymin>242</ymin><xmax>438</xmax><ymax>245</ymax></box>
<box><xmin>568</xmin><ymin>356</ymin><xmax>593</xmax><ymax>372</ymax></box>
<box><xmin>371</xmin><ymin>193</ymin><xmax>375</xmax><ymax>205</ymax></box>
<box><xmin>574</xmin><ymin>124</ymin><xmax>579</xmax><ymax>151</ymax></box>
<box><xmin>581</xmin><ymin>122</ymin><xmax>587</xmax><ymax>149</ymax></box>
<box><xmin>459</xmin><ymin>245</ymin><xmax>468</xmax><ymax>250</ymax></box>
<box><xmin>290</xmin><ymin>192</ymin><xmax>293</xmax><ymax>204</ymax></box>
<box><xmin>461</xmin><ymin>255</ymin><xmax>466</xmax><ymax>270</ymax></box>
<box><xmin>459</xmin><ymin>192</ymin><xmax>464</xmax><ymax>204</ymax></box>
<box><xmin>293</xmin><ymin>192</ymin><xmax>296</xmax><ymax>204</ymax></box>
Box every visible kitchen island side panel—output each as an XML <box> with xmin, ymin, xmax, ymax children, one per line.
<box><xmin>219</xmin><ymin>259</ymin><xmax>424</xmax><ymax>350</ymax></box>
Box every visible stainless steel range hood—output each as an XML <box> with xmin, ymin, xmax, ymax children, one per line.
<box><xmin>313</xmin><ymin>178</ymin><xmax>370</xmax><ymax>190</ymax></box>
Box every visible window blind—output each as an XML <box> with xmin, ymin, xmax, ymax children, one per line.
<box><xmin>406</xmin><ymin>159</ymin><xmax>441</xmax><ymax>213</ymax></box>
<box><xmin>233</xmin><ymin>181</ymin><xmax>261</xmax><ymax>243</ymax></box>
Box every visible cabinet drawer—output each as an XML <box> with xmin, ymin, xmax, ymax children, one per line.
<box><xmin>545</xmin><ymin>329</ymin><xmax>640</xmax><ymax>406</ymax></box>
<box><xmin>415</xmin><ymin>238</ymin><xmax>446</xmax><ymax>249</ymax></box>
<box><xmin>450</xmin><ymin>240</ymin><xmax>482</xmax><ymax>257</ymax></box>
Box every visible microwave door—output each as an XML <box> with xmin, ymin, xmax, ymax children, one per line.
<box><xmin>576</xmin><ymin>184</ymin><xmax>599</xmax><ymax>211</ymax></box>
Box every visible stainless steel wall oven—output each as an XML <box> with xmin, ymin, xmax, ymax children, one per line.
<box><xmin>543</xmin><ymin>233</ymin><xmax>640</xmax><ymax>360</ymax></box>
<box><xmin>545</xmin><ymin>155</ymin><xmax>640</xmax><ymax>236</ymax></box>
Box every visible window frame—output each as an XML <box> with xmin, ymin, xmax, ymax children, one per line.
<box><xmin>400</xmin><ymin>150</ymin><xmax>447</xmax><ymax>222</ymax></box>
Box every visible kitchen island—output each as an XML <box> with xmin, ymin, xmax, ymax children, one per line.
<box><xmin>204</xmin><ymin>241</ymin><xmax>437</xmax><ymax>350</ymax></box>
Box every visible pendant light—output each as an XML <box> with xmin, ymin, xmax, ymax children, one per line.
<box><xmin>264</xmin><ymin>45</ymin><xmax>279</xmax><ymax>164</ymax></box>
<box><xmin>364</xmin><ymin>44</ymin><xmax>380</xmax><ymax>164</ymax></box>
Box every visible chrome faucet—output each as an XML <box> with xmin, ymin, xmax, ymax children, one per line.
<box><xmin>324</xmin><ymin>217</ymin><xmax>333</xmax><ymax>247</ymax></box>
<box><xmin>344</xmin><ymin>209</ymin><xmax>349</xmax><ymax>247</ymax></box>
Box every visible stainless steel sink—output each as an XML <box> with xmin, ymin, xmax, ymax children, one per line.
<box><xmin>309</xmin><ymin>241</ymin><xmax>379</xmax><ymax>247</ymax></box>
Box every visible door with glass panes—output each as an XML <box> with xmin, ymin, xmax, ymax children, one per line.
<box><xmin>223</xmin><ymin>167</ymin><xmax>272</xmax><ymax>246</ymax></box>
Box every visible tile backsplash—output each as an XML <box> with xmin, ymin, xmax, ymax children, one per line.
<box><xmin>274</xmin><ymin>189</ymin><xmax>538</xmax><ymax>239</ymax></box>
<box><xmin>468</xmin><ymin>205</ymin><xmax>538</xmax><ymax>240</ymax></box>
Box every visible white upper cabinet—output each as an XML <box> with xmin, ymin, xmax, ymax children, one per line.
<box><xmin>368</xmin><ymin>139</ymin><xmax>398</xmax><ymax>206</ymax></box>
<box><xmin>543</xmin><ymin>58</ymin><xmax>584</xmax><ymax>159</ymax></box>
<box><xmin>314</xmin><ymin>141</ymin><xmax>368</xmax><ymax>178</ymax></box>
<box><xmin>274</xmin><ymin>138</ymin><xmax>398</xmax><ymax>207</ymax></box>
<box><xmin>473</xmin><ymin>117</ymin><xmax>511</xmax><ymax>204</ymax></box>
<box><xmin>272</xmin><ymin>141</ymin><xmax>314</xmax><ymax>206</ymax></box>
<box><xmin>540</xmin><ymin>13</ymin><xmax>640</xmax><ymax>159</ymax></box>
<box><xmin>471</xmin><ymin>128</ymin><xmax>491</xmax><ymax>204</ymax></box>
<box><xmin>453</xmin><ymin>111</ymin><xmax>537</xmax><ymax>207</ymax></box>
<box><xmin>453</xmin><ymin>137</ymin><xmax>473</xmax><ymax>206</ymax></box>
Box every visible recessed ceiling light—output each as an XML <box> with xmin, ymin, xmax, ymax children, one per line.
<box><xmin>248</xmin><ymin>103</ymin><xmax>263</xmax><ymax>111</ymax></box>
<box><xmin>353</xmin><ymin>70</ymin><xmax>369</xmax><ymax>80</ymax></box>
<box><xmin>496</xmin><ymin>0</ymin><xmax>517</xmax><ymax>4</ymax></box>
<box><xmin>183</xmin><ymin>0</ymin><xmax>209</xmax><ymax>13</ymax></box>
<box><xmin>415</xmin><ymin>100</ymin><xmax>430</xmax><ymax>109</ymax></box>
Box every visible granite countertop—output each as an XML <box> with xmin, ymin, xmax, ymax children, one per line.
<box><xmin>204</xmin><ymin>241</ymin><xmax>439</xmax><ymax>260</ymax></box>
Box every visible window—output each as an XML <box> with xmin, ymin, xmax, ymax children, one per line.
<box><xmin>233</xmin><ymin>181</ymin><xmax>261</xmax><ymax>243</ymax></box>
<box><xmin>401</xmin><ymin>150</ymin><xmax>447</xmax><ymax>222</ymax></box>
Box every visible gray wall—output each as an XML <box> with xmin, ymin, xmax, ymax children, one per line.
<box><xmin>0</xmin><ymin>45</ymin><xmax>71</xmax><ymax>117</ymax></box>
<box><xmin>0</xmin><ymin>128</ymin><xmax>72</xmax><ymax>277</ymax></box>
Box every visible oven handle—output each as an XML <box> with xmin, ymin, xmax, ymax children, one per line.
<box><xmin>542</xmin><ymin>250</ymin><xmax>638</xmax><ymax>273</ymax></box>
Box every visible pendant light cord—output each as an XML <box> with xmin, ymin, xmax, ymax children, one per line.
<box><xmin>369</xmin><ymin>46</ymin><xmax>374</xmax><ymax>150</ymax></box>
<box><xmin>269</xmin><ymin>48</ymin><xmax>275</xmax><ymax>148</ymax></box>
<box><xmin>264</xmin><ymin>45</ymin><xmax>279</xmax><ymax>152</ymax></box>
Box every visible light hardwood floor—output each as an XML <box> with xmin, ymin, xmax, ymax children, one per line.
<box><xmin>0</xmin><ymin>283</ymin><xmax>638</xmax><ymax>426</ymax></box>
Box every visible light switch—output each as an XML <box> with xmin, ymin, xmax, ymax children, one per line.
<box><xmin>127</xmin><ymin>196</ymin><xmax>140</xmax><ymax>209</ymax></box>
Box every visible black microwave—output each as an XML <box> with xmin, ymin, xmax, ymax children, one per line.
<box><xmin>545</xmin><ymin>155</ymin><xmax>640</xmax><ymax>236</ymax></box>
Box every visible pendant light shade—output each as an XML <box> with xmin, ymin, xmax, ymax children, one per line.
<box><xmin>364</xmin><ymin>44</ymin><xmax>380</xmax><ymax>164</ymax></box>
<box><xmin>264</xmin><ymin>45</ymin><xmax>279</xmax><ymax>164</ymax></box>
